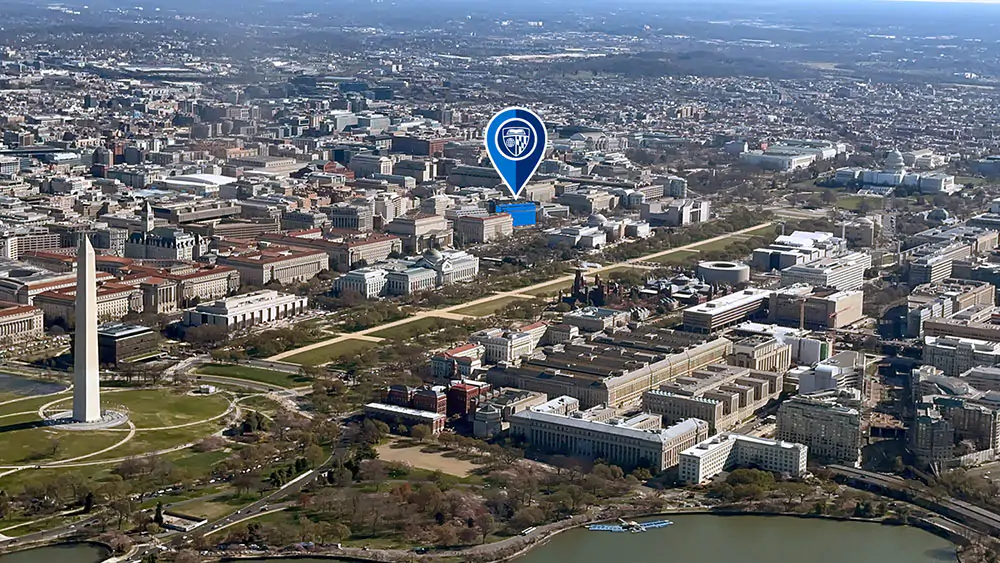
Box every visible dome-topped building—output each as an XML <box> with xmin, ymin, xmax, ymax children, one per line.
<box><xmin>885</xmin><ymin>150</ymin><xmax>906</xmax><ymax>172</ymax></box>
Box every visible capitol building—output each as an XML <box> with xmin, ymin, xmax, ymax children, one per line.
<box><xmin>833</xmin><ymin>149</ymin><xmax>958</xmax><ymax>195</ymax></box>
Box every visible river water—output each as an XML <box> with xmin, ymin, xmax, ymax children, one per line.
<box><xmin>0</xmin><ymin>374</ymin><xmax>65</xmax><ymax>397</ymax></box>
<box><xmin>0</xmin><ymin>543</ymin><xmax>109</xmax><ymax>563</ymax></box>
<box><xmin>518</xmin><ymin>514</ymin><xmax>957</xmax><ymax>563</ymax></box>
<box><xmin>0</xmin><ymin>515</ymin><xmax>957</xmax><ymax>563</ymax></box>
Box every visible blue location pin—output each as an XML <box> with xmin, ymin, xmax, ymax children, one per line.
<box><xmin>484</xmin><ymin>107</ymin><xmax>547</xmax><ymax>199</ymax></box>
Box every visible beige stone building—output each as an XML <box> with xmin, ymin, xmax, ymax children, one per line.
<box><xmin>643</xmin><ymin>364</ymin><xmax>783</xmax><ymax>434</ymax></box>
<box><xmin>729</xmin><ymin>336</ymin><xmax>792</xmax><ymax>373</ymax></box>
<box><xmin>486</xmin><ymin>329</ymin><xmax>732</xmax><ymax>409</ymax></box>
<box><xmin>455</xmin><ymin>213</ymin><xmax>514</xmax><ymax>244</ymax></box>
<box><xmin>35</xmin><ymin>282</ymin><xmax>143</xmax><ymax>324</ymax></box>
<box><xmin>217</xmin><ymin>247</ymin><xmax>329</xmax><ymax>286</ymax></box>
<box><xmin>509</xmin><ymin>395</ymin><xmax>710</xmax><ymax>471</ymax></box>
<box><xmin>0</xmin><ymin>302</ymin><xmax>44</xmax><ymax>345</ymax></box>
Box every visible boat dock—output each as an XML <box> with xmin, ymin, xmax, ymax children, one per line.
<box><xmin>587</xmin><ymin>519</ymin><xmax>674</xmax><ymax>533</ymax></box>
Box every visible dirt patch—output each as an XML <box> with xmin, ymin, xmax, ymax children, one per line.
<box><xmin>376</xmin><ymin>441</ymin><xmax>477</xmax><ymax>477</ymax></box>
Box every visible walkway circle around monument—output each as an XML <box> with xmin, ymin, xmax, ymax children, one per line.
<box><xmin>42</xmin><ymin>406</ymin><xmax>130</xmax><ymax>431</ymax></box>
<box><xmin>696</xmin><ymin>260</ymin><xmax>751</xmax><ymax>285</ymax></box>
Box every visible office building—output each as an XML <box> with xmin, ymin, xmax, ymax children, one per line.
<box><xmin>776</xmin><ymin>390</ymin><xmax>863</xmax><ymax>466</ymax></box>
<box><xmin>924</xmin><ymin>315</ymin><xmax>1000</xmax><ymax>342</ymax></box>
<box><xmin>751</xmin><ymin>231</ymin><xmax>847</xmax><ymax>272</ymax></box>
<box><xmin>906</xmin><ymin>278</ymin><xmax>995</xmax><ymax>338</ymax></box>
<box><xmin>779</xmin><ymin>252</ymin><xmax>871</xmax><ymax>291</ymax></box>
<box><xmin>792</xmin><ymin>350</ymin><xmax>867</xmax><ymax>394</ymax></box>
<box><xmin>678</xmin><ymin>433</ymin><xmax>808</xmax><ymax>484</ymax></box>
<box><xmin>486</xmin><ymin>329</ymin><xmax>732</xmax><ymax>409</ymax></box>
<box><xmin>364</xmin><ymin>403</ymin><xmax>446</xmax><ymax>434</ymax></box>
<box><xmin>642</xmin><ymin>364</ymin><xmax>782</xmax><ymax>434</ymax></box>
<box><xmin>923</xmin><ymin>335</ymin><xmax>1000</xmax><ymax>376</ymax></box>
<box><xmin>35</xmin><ymin>282</ymin><xmax>143</xmax><ymax>324</ymax></box>
<box><xmin>683</xmin><ymin>288</ymin><xmax>772</xmax><ymax>334</ymax></box>
<box><xmin>768</xmin><ymin>285</ymin><xmax>865</xmax><ymax>330</ymax></box>
<box><xmin>473</xmin><ymin>389</ymin><xmax>549</xmax><ymax>439</ymax></box>
<box><xmin>728</xmin><ymin>336</ymin><xmax>793</xmax><ymax>373</ymax></box>
<box><xmin>328</xmin><ymin>203</ymin><xmax>374</xmax><ymax>232</ymax></box>
<box><xmin>908</xmin><ymin>242</ymin><xmax>973</xmax><ymax>286</ymax></box>
<box><xmin>842</xmin><ymin>219</ymin><xmax>877</xmax><ymax>248</ymax></box>
<box><xmin>509</xmin><ymin>396</ymin><xmax>710</xmax><ymax>471</ymax></box>
<box><xmin>731</xmin><ymin>322</ymin><xmax>833</xmax><ymax>366</ymax></box>
<box><xmin>127</xmin><ymin>263</ymin><xmax>240</xmax><ymax>307</ymax></box>
<box><xmin>348</xmin><ymin>154</ymin><xmax>393</xmax><ymax>177</ymax></box>
<box><xmin>563</xmin><ymin>306</ymin><xmax>631</xmax><ymax>332</ymax></box>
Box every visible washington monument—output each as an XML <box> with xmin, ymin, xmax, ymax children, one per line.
<box><xmin>73</xmin><ymin>235</ymin><xmax>101</xmax><ymax>422</ymax></box>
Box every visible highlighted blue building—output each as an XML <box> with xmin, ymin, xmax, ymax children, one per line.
<box><xmin>492</xmin><ymin>201</ymin><xmax>538</xmax><ymax>227</ymax></box>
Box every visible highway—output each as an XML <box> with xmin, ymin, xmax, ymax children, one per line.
<box><xmin>829</xmin><ymin>464</ymin><xmax>1000</xmax><ymax>536</ymax></box>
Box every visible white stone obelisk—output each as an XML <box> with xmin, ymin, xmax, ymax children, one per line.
<box><xmin>73</xmin><ymin>235</ymin><xmax>101</xmax><ymax>422</ymax></box>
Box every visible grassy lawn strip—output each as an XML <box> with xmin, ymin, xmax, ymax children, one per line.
<box><xmin>836</xmin><ymin>195</ymin><xmax>883</xmax><ymax>211</ymax></box>
<box><xmin>86</xmin><ymin>422</ymin><xmax>225</xmax><ymax>461</ymax></box>
<box><xmin>742</xmin><ymin>224</ymin><xmax>778</xmax><ymax>237</ymax></box>
<box><xmin>197</xmin><ymin>364</ymin><xmax>308</xmax><ymax>388</ymax></box>
<box><xmin>238</xmin><ymin>396</ymin><xmax>283</xmax><ymax>416</ymax></box>
<box><xmin>453</xmin><ymin>296</ymin><xmax>531</xmax><ymax>317</ymax></box>
<box><xmin>522</xmin><ymin>279</ymin><xmax>574</xmax><ymax>297</ymax></box>
<box><xmin>0</xmin><ymin>417</ymin><xmax>126</xmax><ymax>465</ymax></box>
<box><xmin>649</xmin><ymin>249</ymin><xmax>699</xmax><ymax>265</ymax></box>
<box><xmin>282</xmin><ymin>338</ymin><xmax>376</xmax><ymax>367</ymax></box>
<box><xmin>103</xmin><ymin>389</ymin><xmax>231</xmax><ymax>429</ymax></box>
<box><xmin>175</xmin><ymin>492</ymin><xmax>257</xmax><ymax>520</ymax></box>
<box><xmin>0</xmin><ymin>394</ymin><xmax>70</xmax><ymax>418</ymax></box>
<box><xmin>370</xmin><ymin>317</ymin><xmax>454</xmax><ymax>340</ymax></box>
<box><xmin>689</xmin><ymin>235</ymin><xmax>745</xmax><ymax>253</ymax></box>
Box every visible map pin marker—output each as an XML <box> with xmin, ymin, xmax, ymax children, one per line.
<box><xmin>484</xmin><ymin>107</ymin><xmax>547</xmax><ymax>199</ymax></box>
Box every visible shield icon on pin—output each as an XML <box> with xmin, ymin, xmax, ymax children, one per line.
<box><xmin>502</xmin><ymin>127</ymin><xmax>531</xmax><ymax>158</ymax></box>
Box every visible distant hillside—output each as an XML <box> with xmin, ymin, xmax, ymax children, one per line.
<box><xmin>545</xmin><ymin>50</ymin><xmax>817</xmax><ymax>80</ymax></box>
